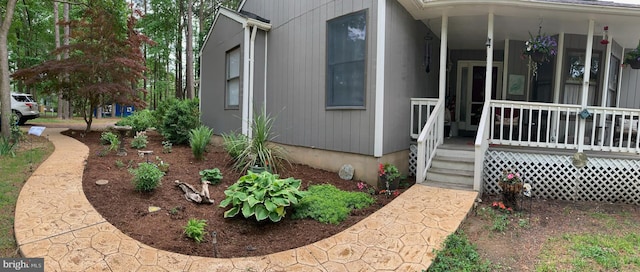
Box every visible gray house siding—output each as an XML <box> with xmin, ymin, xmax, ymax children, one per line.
<box><xmin>243</xmin><ymin>0</ymin><xmax>378</xmax><ymax>155</ymax></box>
<box><xmin>383</xmin><ymin>0</ymin><xmax>436</xmax><ymax>153</ymax></box>
<box><xmin>200</xmin><ymin>15</ymin><xmax>245</xmax><ymax>134</ymax></box>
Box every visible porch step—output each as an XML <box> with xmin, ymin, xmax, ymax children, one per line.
<box><xmin>421</xmin><ymin>180</ymin><xmax>474</xmax><ymax>191</ymax></box>
<box><xmin>425</xmin><ymin>147</ymin><xmax>475</xmax><ymax>187</ymax></box>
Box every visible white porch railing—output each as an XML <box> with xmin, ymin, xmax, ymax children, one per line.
<box><xmin>416</xmin><ymin>100</ymin><xmax>444</xmax><ymax>184</ymax></box>
<box><xmin>488</xmin><ymin>100</ymin><xmax>640</xmax><ymax>153</ymax></box>
<box><xmin>410</xmin><ymin>98</ymin><xmax>439</xmax><ymax>139</ymax></box>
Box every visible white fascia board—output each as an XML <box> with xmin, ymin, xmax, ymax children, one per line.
<box><xmin>199</xmin><ymin>7</ymin><xmax>245</xmax><ymax>56</ymax></box>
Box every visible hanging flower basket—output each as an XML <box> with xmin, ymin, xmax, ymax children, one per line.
<box><xmin>530</xmin><ymin>51</ymin><xmax>546</xmax><ymax>63</ymax></box>
<box><xmin>627</xmin><ymin>58</ymin><xmax>640</xmax><ymax>69</ymax></box>
<box><xmin>624</xmin><ymin>41</ymin><xmax>640</xmax><ymax>69</ymax></box>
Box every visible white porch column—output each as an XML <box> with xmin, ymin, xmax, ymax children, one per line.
<box><xmin>485</xmin><ymin>13</ymin><xmax>494</xmax><ymax>102</ymax></box>
<box><xmin>550</xmin><ymin>32</ymin><xmax>565</xmax><ymax>142</ymax></box>
<box><xmin>578</xmin><ymin>19</ymin><xmax>595</xmax><ymax>152</ymax></box>
<box><xmin>374</xmin><ymin>0</ymin><xmax>386</xmax><ymax>157</ymax></box>
<box><xmin>437</xmin><ymin>14</ymin><xmax>448</xmax><ymax>141</ymax></box>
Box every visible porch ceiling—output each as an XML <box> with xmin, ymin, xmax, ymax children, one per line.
<box><xmin>397</xmin><ymin>0</ymin><xmax>640</xmax><ymax>50</ymax></box>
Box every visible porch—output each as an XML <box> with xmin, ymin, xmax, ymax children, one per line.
<box><xmin>411</xmin><ymin>98</ymin><xmax>640</xmax><ymax>204</ymax></box>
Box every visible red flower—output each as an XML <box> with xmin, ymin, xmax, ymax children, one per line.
<box><xmin>492</xmin><ymin>201</ymin><xmax>499</xmax><ymax>207</ymax></box>
<box><xmin>393</xmin><ymin>190</ymin><xmax>400</xmax><ymax>197</ymax></box>
<box><xmin>378</xmin><ymin>163</ymin><xmax>385</xmax><ymax>176</ymax></box>
<box><xmin>498</xmin><ymin>202</ymin><xmax>506</xmax><ymax>210</ymax></box>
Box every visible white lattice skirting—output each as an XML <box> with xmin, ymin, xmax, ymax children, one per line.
<box><xmin>483</xmin><ymin>150</ymin><xmax>640</xmax><ymax>205</ymax></box>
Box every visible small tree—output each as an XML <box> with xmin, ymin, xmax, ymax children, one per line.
<box><xmin>12</xmin><ymin>0</ymin><xmax>153</xmax><ymax>132</ymax></box>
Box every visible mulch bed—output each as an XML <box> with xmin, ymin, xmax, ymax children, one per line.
<box><xmin>64</xmin><ymin>130</ymin><xmax>413</xmax><ymax>258</ymax></box>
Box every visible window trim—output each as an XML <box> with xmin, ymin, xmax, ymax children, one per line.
<box><xmin>325</xmin><ymin>9</ymin><xmax>368</xmax><ymax>110</ymax></box>
<box><xmin>225</xmin><ymin>46</ymin><xmax>241</xmax><ymax>110</ymax></box>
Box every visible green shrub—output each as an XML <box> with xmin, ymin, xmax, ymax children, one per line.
<box><xmin>100</xmin><ymin>131</ymin><xmax>120</xmax><ymax>152</ymax></box>
<box><xmin>130</xmin><ymin>162</ymin><xmax>164</xmax><ymax>192</ymax></box>
<box><xmin>189</xmin><ymin>125</ymin><xmax>213</xmax><ymax>160</ymax></box>
<box><xmin>292</xmin><ymin>184</ymin><xmax>375</xmax><ymax>224</ymax></box>
<box><xmin>153</xmin><ymin>98</ymin><xmax>176</xmax><ymax>129</ymax></box>
<box><xmin>219</xmin><ymin>171</ymin><xmax>305</xmax><ymax>222</ymax></box>
<box><xmin>115</xmin><ymin>109</ymin><xmax>156</xmax><ymax>133</ymax></box>
<box><xmin>221</xmin><ymin>131</ymin><xmax>248</xmax><ymax>160</ymax></box>
<box><xmin>232</xmin><ymin>112</ymin><xmax>289</xmax><ymax>173</ymax></box>
<box><xmin>427</xmin><ymin>231</ymin><xmax>492</xmax><ymax>272</ymax></box>
<box><xmin>160</xmin><ymin>98</ymin><xmax>200</xmax><ymax>145</ymax></box>
<box><xmin>183</xmin><ymin>218</ymin><xmax>207</xmax><ymax>243</ymax></box>
<box><xmin>130</xmin><ymin>131</ymin><xmax>148</xmax><ymax>149</ymax></box>
<box><xmin>199</xmin><ymin>168</ymin><xmax>223</xmax><ymax>184</ymax></box>
<box><xmin>9</xmin><ymin>114</ymin><xmax>23</xmax><ymax>143</ymax></box>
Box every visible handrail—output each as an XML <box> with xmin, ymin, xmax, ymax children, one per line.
<box><xmin>472</xmin><ymin>101</ymin><xmax>492</xmax><ymax>191</ymax></box>
<box><xmin>416</xmin><ymin>100</ymin><xmax>444</xmax><ymax>183</ymax></box>
<box><xmin>410</xmin><ymin>98</ymin><xmax>439</xmax><ymax>139</ymax></box>
<box><xmin>486</xmin><ymin>100</ymin><xmax>640</xmax><ymax>153</ymax></box>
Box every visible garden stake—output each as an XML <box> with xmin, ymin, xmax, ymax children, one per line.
<box><xmin>211</xmin><ymin>231</ymin><xmax>218</xmax><ymax>257</ymax></box>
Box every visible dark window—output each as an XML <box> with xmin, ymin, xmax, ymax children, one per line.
<box><xmin>326</xmin><ymin>10</ymin><xmax>367</xmax><ymax>108</ymax></box>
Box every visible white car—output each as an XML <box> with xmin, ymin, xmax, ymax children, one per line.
<box><xmin>10</xmin><ymin>92</ymin><xmax>39</xmax><ymax>125</ymax></box>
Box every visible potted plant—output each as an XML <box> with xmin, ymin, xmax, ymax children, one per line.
<box><xmin>378</xmin><ymin>163</ymin><xmax>401</xmax><ymax>191</ymax></box>
<box><xmin>522</xmin><ymin>30</ymin><xmax>557</xmax><ymax>76</ymax></box>
<box><xmin>624</xmin><ymin>41</ymin><xmax>640</xmax><ymax>69</ymax></box>
<box><xmin>498</xmin><ymin>169</ymin><xmax>523</xmax><ymax>209</ymax></box>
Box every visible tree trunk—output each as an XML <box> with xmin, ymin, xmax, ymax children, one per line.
<box><xmin>175</xmin><ymin>0</ymin><xmax>184</xmax><ymax>99</ymax></box>
<box><xmin>185</xmin><ymin>0</ymin><xmax>194</xmax><ymax>99</ymax></box>
<box><xmin>61</xmin><ymin>1</ymin><xmax>71</xmax><ymax>119</ymax></box>
<box><xmin>0</xmin><ymin>0</ymin><xmax>18</xmax><ymax>139</ymax></box>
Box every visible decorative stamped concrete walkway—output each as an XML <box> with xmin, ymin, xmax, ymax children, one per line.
<box><xmin>15</xmin><ymin>128</ymin><xmax>478</xmax><ymax>272</ymax></box>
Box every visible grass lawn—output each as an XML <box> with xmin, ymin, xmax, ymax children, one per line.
<box><xmin>0</xmin><ymin>135</ymin><xmax>54</xmax><ymax>257</ymax></box>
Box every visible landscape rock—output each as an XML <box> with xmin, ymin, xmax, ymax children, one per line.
<box><xmin>338</xmin><ymin>164</ymin><xmax>354</xmax><ymax>180</ymax></box>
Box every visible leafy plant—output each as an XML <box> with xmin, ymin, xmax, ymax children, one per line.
<box><xmin>9</xmin><ymin>114</ymin><xmax>23</xmax><ymax>143</ymax></box>
<box><xmin>183</xmin><ymin>218</ymin><xmax>207</xmax><ymax>243</ymax></box>
<box><xmin>427</xmin><ymin>231</ymin><xmax>493</xmax><ymax>272</ymax></box>
<box><xmin>130</xmin><ymin>162</ymin><xmax>164</xmax><ymax>192</ymax></box>
<box><xmin>100</xmin><ymin>131</ymin><xmax>119</xmax><ymax>148</ymax></box>
<box><xmin>160</xmin><ymin>98</ymin><xmax>200</xmax><ymax>144</ymax></box>
<box><xmin>130</xmin><ymin>131</ymin><xmax>148</xmax><ymax>149</ymax></box>
<box><xmin>114</xmin><ymin>159</ymin><xmax>125</xmax><ymax>168</ymax></box>
<box><xmin>292</xmin><ymin>184</ymin><xmax>374</xmax><ymax>224</ymax></box>
<box><xmin>231</xmin><ymin>112</ymin><xmax>289</xmax><ymax>173</ymax></box>
<box><xmin>219</xmin><ymin>171</ymin><xmax>305</xmax><ymax>222</ymax></box>
<box><xmin>0</xmin><ymin>136</ymin><xmax>16</xmax><ymax>157</ymax></box>
<box><xmin>221</xmin><ymin>131</ymin><xmax>248</xmax><ymax>160</ymax></box>
<box><xmin>199</xmin><ymin>168</ymin><xmax>223</xmax><ymax>184</ymax></box>
<box><xmin>189</xmin><ymin>125</ymin><xmax>213</xmax><ymax>160</ymax></box>
<box><xmin>115</xmin><ymin>109</ymin><xmax>156</xmax><ymax>133</ymax></box>
<box><xmin>162</xmin><ymin>140</ymin><xmax>172</xmax><ymax>153</ymax></box>
<box><xmin>155</xmin><ymin>157</ymin><xmax>169</xmax><ymax>173</ymax></box>
<box><xmin>378</xmin><ymin>163</ymin><xmax>401</xmax><ymax>182</ymax></box>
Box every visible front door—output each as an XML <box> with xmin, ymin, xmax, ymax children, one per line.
<box><xmin>456</xmin><ymin>61</ymin><xmax>502</xmax><ymax>132</ymax></box>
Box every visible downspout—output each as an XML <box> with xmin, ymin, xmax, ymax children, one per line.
<box><xmin>263</xmin><ymin>32</ymin><xmax>268</xmax><ymax>115</ymax></box>
<box><xmin>248</xmin><ymin>25</ymin><xmax>257</xmax><ymax>138</ymax></box>
<box><xmin>578</xmin><ymin>19</ymin><xmax>595</xmax><ymax>153</ymax></box>
<box><xmin>374</xmin><ymin>0</ymin><xmax>386</xmax><ymax>157</ymax></box>
<box><xmin>551</xmin><ymin>32</ymin><xmax>565</xmax><ymax>142</ymax></box>
<box><xmin>242</xmin><ymin>24</ymin><xmax>250</xmax><ymax>136</ymax></box>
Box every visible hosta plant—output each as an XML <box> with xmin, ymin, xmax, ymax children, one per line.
<box><xmin>219</xmin><ymin>171</ymin><xmax>305</xmax><ymax>222</ymax></box>
<box><xmin>183</xmin><ymin>218</ymin><xmax>207</xmax><ymax>243</ymax></box>
<box><xmin>199</xmin><ymin>168</ymin><xmax>223</xmax><ymax>184</ymax></box>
